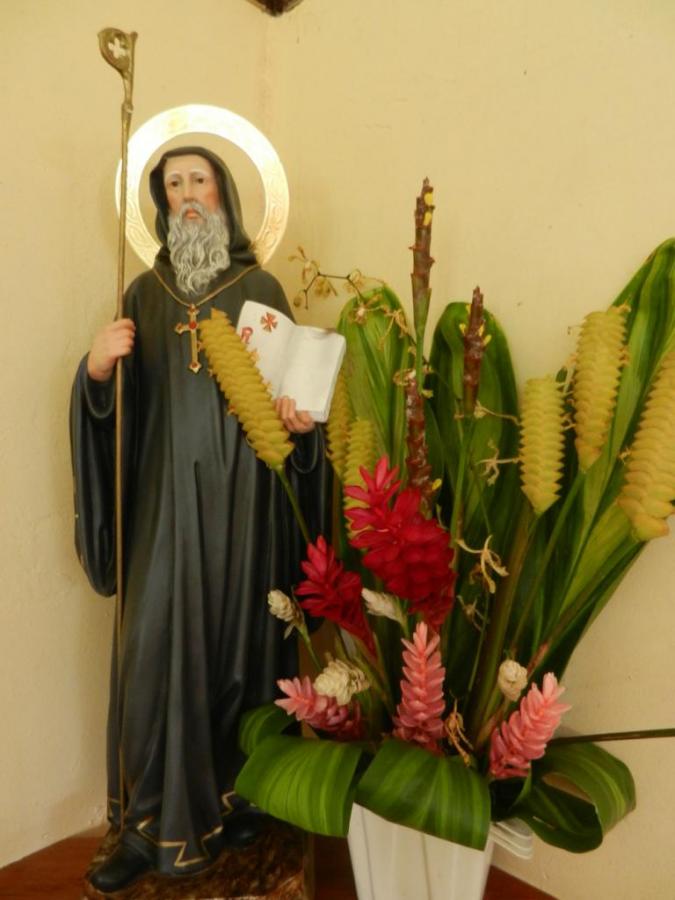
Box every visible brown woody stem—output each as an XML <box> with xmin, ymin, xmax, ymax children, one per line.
<box><xmin>410</xmin><ymin>178</ymin><xmax>435</xmax><ymax>385</ymax></box>
<box><xmin>463</xmin><ymin>287</ymin><xmax>485</xmax><ymax>416</ymax></box>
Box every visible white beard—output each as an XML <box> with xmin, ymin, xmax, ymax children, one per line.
<box><xmin>167</xmin><ymin>201</ymin><xmax>231</xmax><ymax>297</ymax></box>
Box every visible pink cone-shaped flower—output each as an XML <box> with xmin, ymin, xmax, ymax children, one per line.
<box><xmin>489</xmin><ymin>672</ymin><xmax>571</xmax><ymax>779</ymax></box>
<box><xmin>392</xmin><ymin>622</ymin><xmax>446</xmax><ymax>754</ymax></box>
<box><xmin>276</xmin><ymin>676</ymin><xmax>363</xmax><ymax>740</ymax></box>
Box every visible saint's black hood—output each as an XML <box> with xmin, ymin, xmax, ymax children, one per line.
<box><xmin>149</xmin><ymin>146</ymin><xmax>257</xmax><ymax>269</ymax></box>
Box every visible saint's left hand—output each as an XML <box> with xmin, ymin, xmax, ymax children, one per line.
<box><xmin>275</xmin><ymin>396</ymin><xmax>315</xmax><ymax>434</ymax></box>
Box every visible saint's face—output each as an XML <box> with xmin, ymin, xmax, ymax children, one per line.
<box><xmin>163</xmin><ymin>154</ymin><xmax>221</xmax><ymax>221</ymax></box>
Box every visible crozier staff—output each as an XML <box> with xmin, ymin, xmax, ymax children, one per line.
<box><xmin>71</xmin><ymin>147</ymin><xmax>327</xmax><ymax>893</ymax></box>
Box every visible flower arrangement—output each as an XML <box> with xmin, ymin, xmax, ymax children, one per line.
<box><xmin>200</xmin><ymin>183</ymin><xmax>675</xmax><ymax>854</ymax></box>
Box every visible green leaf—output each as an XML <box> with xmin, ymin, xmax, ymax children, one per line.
<box><xmin>235</xmin><ymin>735</ymin><xmax>365</xmax><ymax>836</ymax></box>
<box><xmin>537</xmin><ymin>742</ymin><xmax>636</xmax><ymax>832</ymax></box>
<box><xmin>337</xmin><ymin>286</ymin><xmax>412</xmax><ymax>474</ymax></box>
<box><xmin>428</xmin><ymin>301</ymin><xmax>521</xmax><ymax>555</ymax></box>
<box><xmin>238</xmin><ymin>703</ymin><xmax>293</xmax><ymax>757</ymax></box>
<box><xmin>356</xmin><ymin>739</ymin><xmax>491</xmax><ymax>849</ymax></box>
<box><xmin>513</xmin><ymin>782</ymin><xmax>603</xmax><ymax>852</ymax></box>
<box><xmin>514</xmin><ymin>742</ymin><xmax>636</xmax><ymax>852</ymax></box>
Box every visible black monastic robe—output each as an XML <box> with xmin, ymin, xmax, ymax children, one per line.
<box><xmin>70</xmin><ymin>148</ymin><xmax>326</xmax><ymax>875</ymax></box>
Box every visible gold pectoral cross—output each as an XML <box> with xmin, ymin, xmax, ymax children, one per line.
<box><xmin>174</xmin><ymin>304</ymin><xmax>203</xmax><ymax>373</ymax></box>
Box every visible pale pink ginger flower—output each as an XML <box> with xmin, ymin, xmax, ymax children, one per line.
<box><xmin>392</xmin><ymin>622</ymin><xmax>446</xmax><ymax>754</ymax></box>
<box><xmin>276</xmin><ymin>676</ymin><xmax>363</xmax><ymax>740</ymax></box>
<box><xmin>489</xmin><ymin>672</ymin><xmax>571</xmax><ymax>779</ymax></box>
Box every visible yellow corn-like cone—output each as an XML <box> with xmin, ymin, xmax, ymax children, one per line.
<box><xmin>343</xmin><ymin>418</ymin><xmax>377</xmax><ymax>533</ymax></box>
<box><xmin>200</xmin><ymin>309</ymin><xmax>293</xmax><ymax>472</ymax></box>
<box><xmin>573</xmin><ymin>306</ymin><xmax>627</xmax><ymax>471</ymax></box>
<box><xmin>617</xmin><ymin>352</ymin><xmax>675</xmax><ymax>540</ymax></box>
<box><xmin>519</xmin><ymin>376</ymin><xmax>565</xmax><ymax>516</ymax></box>
<box><xmin>326</xmin><ymin>368</ymin><xmax>353</xmax><ymax>481</ymax></box>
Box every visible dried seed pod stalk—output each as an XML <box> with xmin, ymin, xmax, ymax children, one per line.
<box><xmin>463</xmin><ymin>287</ymin><xmax>486</xmax><ymax>416</ymax></box>
<box><xmin>343</xmin><ymin>418</ymin><xmax>377</xmax><ymax>535</ymax></box>
<box><xmin>326</xmin><ymin>367</ymin><xmax>353</xmax><ymax>481</ymax></box>
<box><xmin>520</xmin><ymin>376</ymin><xmax>565</xmax><ymax>515</ymax></box>
<box><xmin>200</xmin><ymin>309</ymin><xmax>293</xmax><ymax>472</ymax></box>
<box><xmin>573</xmin><ymin>306</ymin><xmax>627</xmax><ymax>471</ymax></box>
<box><xmin>405</xmin><ymin>376</ymin><xmax>436</xmax><ymax>517</ymax></box>
<box><xmin>617</xmin><ymin>352</ymin><xmax>675</xmax><ymax>540</ymax></box>
<box><xmin>410</xmin><ymin>177</ymin><xmax>435</xmax><ymax>361</ymax></box>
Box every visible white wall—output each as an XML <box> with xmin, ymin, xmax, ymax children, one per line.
<box><xmin>2</xmin><ymin>2</ymin><xmax>673</xmax><ymax>897</ymax></box>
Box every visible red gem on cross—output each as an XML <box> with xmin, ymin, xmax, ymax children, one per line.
<box><xmin>189</xmin><ymin>321</ymin><xmax>197</xmax><ymax>330</ymax></box>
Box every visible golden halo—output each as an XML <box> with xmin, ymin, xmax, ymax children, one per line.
<box><xmin>115</xmin><ymin>104</ymin><xmax>289</xmax><ymax>267</ymax></box>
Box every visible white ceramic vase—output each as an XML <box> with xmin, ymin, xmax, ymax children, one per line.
<box><xmin>347</xmin><ymin>804</ymin><xmax>532</xmax><ymax>900</ymax></box>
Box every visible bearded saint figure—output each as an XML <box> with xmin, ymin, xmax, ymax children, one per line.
<box><xmin>70</xmin><ymin>147</ymin><xmax>327</xmax><ymax>893</ymax></box>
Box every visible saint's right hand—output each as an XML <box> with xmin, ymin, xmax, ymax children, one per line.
<box><xmin>87</xmin><ymin>318</ymin><xmax>136</xmax><ymax>382</ymax></box>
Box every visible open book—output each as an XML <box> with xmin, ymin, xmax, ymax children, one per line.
<box><xmin>236</xmin><ymin>301</ymin><xmax>346</xmax><ymax>423</ymax></box>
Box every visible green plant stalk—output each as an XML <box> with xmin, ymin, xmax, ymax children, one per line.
<box><xmin>466</xmin><ymin>502</ymin><xmax>535</xmax><ymax>746</ymax></box>
<box><xmin>550</xmin><ymin>727</ymin><xmax>675</xmax><ymax>746</ymax></box>
<box><xmin>278</xmin><ymin>468</ymin><xmax>311</xmax><ymax>544</ymax></box>
<box><xmin>442</xmin><ymin>410</ymin><xmax>473</xmax><ymax>664</ymax></box>
<box><xmin>527</xmin><ymin>525</ymin><xmax>636</xmax><ymax>675</ymax></box>
<box><xmin>509</xmin><ymin>472</ymin><xmax>585</xmax><ymax>654</ymax></box>
<box><xmin>297</xmin><ymin>621</ymin><xmax>323</xmax><ymax>673</ymax></box>
<box><xmin>465</xmin><ymin>604</ymin><xmax>491</xmax><ymax>699</ymax></box>
<box><xmin>335</xmin><ymin>627</ymin><xmax>395</xmax><ymax>715</ymax></box>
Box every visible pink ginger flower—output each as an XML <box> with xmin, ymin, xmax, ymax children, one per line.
<box><xmin>489</xmin><ymin>672</ymin><xmax>571</xmax><ymax>779</ymax></box>
<box><xmin>392</xmin><ymin>622</ymin><xmax>446</xmax><ymax>754</ymax></box>
<box><xmin>276</xmin><ymin>676</ymin><xmax>363</xmax><ymax>740</ymax></box>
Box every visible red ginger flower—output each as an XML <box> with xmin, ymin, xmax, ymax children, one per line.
<box><xmin>489</xmin><ymin>672</ymin><xmax>571</xmax><ymax>780</ymax></box>
<box><xmin>344</xmin><ymin>455</ymin><xmax>402</xmax><ymax>513</ymax></box>
<box><xmin>295</xmin><ymin>536</ymin><xmax>375</xmax><ymax>655</ymax></box>
<box><xmin>276</xmin><ymin>676</ymin><xmax>363</xmax><ymax>740</ymax></box>
<box><xmin>392</xmin><ymin>622</ymin><xmax>446</xmax><ymax>754</ymax></box>
<box><xmin>345</xmin><ymin>458</ymin><xmax>456</xmax><ymax>630</ymax></box>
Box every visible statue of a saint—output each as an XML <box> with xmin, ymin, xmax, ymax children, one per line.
<box><xmin>70</xmin><ymin>147</ymin><xmax>327</xmax><ymax>893</ymax></box>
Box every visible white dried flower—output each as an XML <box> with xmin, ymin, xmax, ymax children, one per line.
<box><xmin>362</xmin><ymin>588</ymin><xmax>406</xmax><ymax>626</ymax></box>
<box><xmin>267</xmin><ymin>589</ymin><xmax>304</xmax><ymax>638</ymax></box>
<box><xmin>498</xmin><ymin>660</ymin><xmax>529</xmax><ymax>703</ymax></box>
<box><xmin>314</xmin><ymin>659</ymin><xmax>369</xmax><ymax>707</ymax></box>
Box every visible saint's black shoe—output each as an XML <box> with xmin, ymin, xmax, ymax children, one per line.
<box><xmin>88</xmin><ymin>840</ymin><xmax>153</xmax><ymax>893</ymax></box>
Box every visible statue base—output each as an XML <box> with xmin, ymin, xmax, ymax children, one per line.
<box><xmin>83</xmin><ymin>823</ymin><xmax>313</xmax><ymax>899</ymax></box>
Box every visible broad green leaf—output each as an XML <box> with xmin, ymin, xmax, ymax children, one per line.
<box><xmin>428</xmin><ymin>302</ymin><xmax>521</xmax><ymax>577</ymax></box>
<box><xmin>235</xmin><ymin>735</ymin><xmax>365</xmax><ymax>836</ymax></box>
<box><xmin>356</xmin><ymin>739</ymin><xmax>491</xmax><ymax>850</ymax></box>
<box><xmin>537</xmin><ymin>742</ymin><xmax>636</xmax><ymax>833</ymax></box>
<box><xmin>513</xmin><ymin>782</ymin><xmax>602</xmax><ymax>852</ymax></box>
<box><xmin>238</xmin><ymin>703</ymin><xmax>293</xmax><ymax>757</ymax></box>
<box><xmin>428</xmin><ymin>301</ymin><xmax>522</xmax><ymax>700</ymax></box>
<box><xmin>514</xmin><ymin>741</ymin><xmax>635</xmax><ymax>852</ymax></box>
<box><xmin>337</xmin><ymin>286</ymin><xmax>412</xmax><ymax>474</ymax></box>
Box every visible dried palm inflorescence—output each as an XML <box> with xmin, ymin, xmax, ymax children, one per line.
<box><xmin>519</xmin><ymin>376</ymin><xmax>566</xmax><ymax>515</ymax></box>
<box><xmin>200</xmin><ymin>309</ymin><xmax>293</xmax><ymax>472</ymax></box>
<box><xmin>618</xmin><ymin>351</ymin><xmax>675</xmax><ymax>540</ymax></box>
<box><xmin>573</xmin><ymin>306</ymin><xmax>628</xmax><ymax>472</ymax></box>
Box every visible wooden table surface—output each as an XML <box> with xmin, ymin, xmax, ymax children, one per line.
<box><xmin>0</xmin><ymin>831</ymin><xmax>556</xmax><ymax>899</ymax></box>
